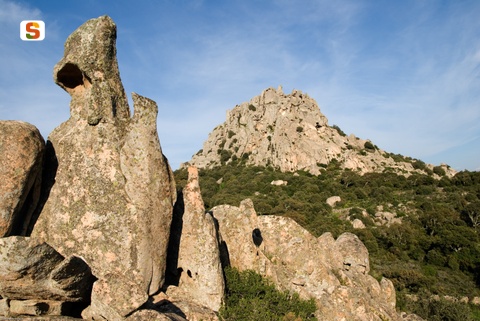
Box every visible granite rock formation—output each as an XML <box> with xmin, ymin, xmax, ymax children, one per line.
<box><xmin>30</xmin><ymin>15</ymin><xmax>176</xmax><ymax>319</ymax></box>
<box><xmin>185</xmin><ymin>87</ymin><xmax>455</xmax><ymax>177</ymax></box>
<box><xmin>212</xmin><ymin>199</ymin><xmax>406</xmax><ymax>320</ymax></box>
<box><xmin>165</xmin><ymin>167</ymin><xmax>224</xmax><ymax>311</ymax></box>
<box><xmin>0</xmin><ymin>121</ymin><xmax>45</xmax><ymax>237</ymax></box>
<box><xmin>0</xmin><ymin>14</ymin><xmax>433</xmax><ymax>321</ymax></box>
<box><xmin>0</xmin><ymin>236</ymin><xmax>94</xmax><ymax>318</ymax></box>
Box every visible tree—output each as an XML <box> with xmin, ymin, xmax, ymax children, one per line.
<box><xmin>463</xmin><ymin>201</ymin><xmax>480</xmax><ymax>231</ymax></box>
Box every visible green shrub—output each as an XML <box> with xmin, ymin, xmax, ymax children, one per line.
<box><xmin>406</xmin><ymin>295</ymin><xmax>473</xmax><ymax>321</ymax></box>
<box><xmin>248</xmin><ymin>104</ymin><xmax>257</xmax><ymax>111</ymax></box>
<box><xmin>174</xmin><ymin>163</ymin><xmax>480</xmax><ymax>312</ymax></box>
<box><xmin>331</xmin><ymin>124</ymin><xmax>346</xmax><ymax>137</ymax></box>
<box><xmin>412</xmin><ymin>160</ymin><xmax>427</xmax><ymax>170</ymax></box>
<box><xmin>364</xmin><ymin>141</ymin><xmax>375</xmax><ymax>150</ymax></box>
<box><xmin>220</xmin><ymin>150</ymin><xmax>232</xmax><ymax>164</ymax></box>
<box><xmin>296</xmin><ymin>126</ymin><xmax>304</xmax><ymax>133</ymax></box>
<box><xmin>220</xmin><ymin>267</ymin><xmax>317</xmax><ymax>321</ymax></box>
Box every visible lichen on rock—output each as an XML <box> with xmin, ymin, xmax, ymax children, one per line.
<box><xmin>31</xmin><ymin>15</ymin><xmax>176</xmax><ymax>318</ymax></box>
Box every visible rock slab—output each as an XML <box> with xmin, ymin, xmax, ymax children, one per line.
<box><xmin>0</xmin><ymin>236</ymin><xmax>93</xmax><ymax>302</ymax></box>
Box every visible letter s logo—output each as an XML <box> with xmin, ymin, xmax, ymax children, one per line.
<box><xmin>26</xmin><ymin>22</ymin><xmax>40</xmax><ymax>39</ymax></box>
<box><xmin>20</xmin><ymin>20</ymin><xmax>45</xmax><ymax>41</ymax></box>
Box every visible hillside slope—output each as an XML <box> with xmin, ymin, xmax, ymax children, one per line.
<box><xmin>184</xmin><ymin>86</ymin><xmax>454</xmax><ymax>177</ymax></box>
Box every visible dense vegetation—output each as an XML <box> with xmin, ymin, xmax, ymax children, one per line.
<box><xmin>174</xmin><ymin>160</ymin><xmax>480</xmax><ymax>319</ymax></box>
<box><xmin>219</xmin><ymin>267</ymin><xmax>317</xmax><ymax>321</ymax></box>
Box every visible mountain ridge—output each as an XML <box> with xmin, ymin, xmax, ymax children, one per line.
<box><xmin>184</xmin><ymin>86</ymin><xmax>455</xmax><ymax>178</ymax></box>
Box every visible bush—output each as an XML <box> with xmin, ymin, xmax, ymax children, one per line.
<box><xmin>220</xmin><ymin>267</ymin><xmax>317</xmax><ymax>321</ymax></box>
<box><xmin>433</xmin><ymin>166</ymin><xmax>446</xmax><ymax>176</ymax></box>
<box><xmin>406</xmin><ymin>295</ymin><xmax>473</xmax><ymax>321</ymax></box>
<box><xmin>331</xmin><ymin>124</ymin><xmax>346</xmax><ymax>137</ymax></box>
<box><xmin>364</xmin><ymin>141</ymin><xmax>375</xmax><ymax>150</ymax></box>
<box><xmin>296</xmin><ymin>126</ymin><xmax>304</xmax><ymax>133</ymax></box>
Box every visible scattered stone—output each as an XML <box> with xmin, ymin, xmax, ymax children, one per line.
<box><xmin>270</xmin><ymin>180</ymin><xmax>288</xmax><ymax>186</ymax></box>
<box><xmin>375</xmin><ymin>211</ymin><xmax>402</xmax><ymax>227</ymax></box>
<box><xmin>326</xmin><ymin>196</ymin><xmax>341</xmax><ymax>207</ymax></box>
<box><xmin>0</xmin><ymin>121</ymin><xmax>45</xmax><ymax>237</ymax></box>
<box><xmin>352</xmin><ymin>218</ymin><xmax>366</xmax><ymax>229</ymax></box>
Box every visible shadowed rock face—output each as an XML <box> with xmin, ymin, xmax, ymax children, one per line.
<box><xmin>0</xmin><ymin>121</ymin><xmax>45</xmax><ymax>237</ymax></box>
<box><xmin>31</xmin><ymin>15</ymin><xmax>176</xmax><ymax>318</ymax></box>
<box><xmin>165</xmin><ymin>167</ymin><xmax>224</xmax><ymax>311</ymax></box>
<box><xmin>0</xmin><ymin>236</ymin><xmax>94</xmax><ymax>303</ymax></box>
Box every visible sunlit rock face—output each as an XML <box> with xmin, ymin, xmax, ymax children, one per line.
<box><xmin>31</xmin><ymin>15</ymin><xmax>176</xmax><ymax>318</ymax></box>
<box><xmin>185</xmin><ymin>86</ymin><xmax>455</xmax><ymax>178</ymax></box>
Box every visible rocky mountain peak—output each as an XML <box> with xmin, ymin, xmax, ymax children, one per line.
<box><xmin>185</xmin><ymin>87</ymin><xmax>454</xmax><ymax>177</ymax></box>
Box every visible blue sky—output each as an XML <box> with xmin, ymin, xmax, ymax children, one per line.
<box><xmin>1</xmin><ymin>0</ymin><xmax>479</xmax><ymax>171</ymax></box>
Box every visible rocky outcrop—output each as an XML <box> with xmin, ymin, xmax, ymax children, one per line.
<box><xmin>185</xmin><ymin>87</ymin><xmax>455</xmax><ymax>177</ymax></box>
<box><xmin>30</xmin><ymin>16</ymin><xmax>176</xmax><ymax>319</ymax></box>
<box><xmin>0</xmin><ymin>121</ymin><xmax>44</xmax><ymax>237</ymax></box>
<box><xmin>165</xmin><ymin>167</ymin><xmax>224</xmax><ymax>311</ymax></box>
<box><xmin>212</xmin><ymin>199</ymin><xmax>407</xmax><ymax>320</ymax></box>
<box><xmin>2</xmin><ymin>14</ymin><xmax>431</xmax><ymax>321</ymax></box>
<box><xmin>0</xmin><ymin>236</ymin><xmax>94</xmax><ymax>318</ymax></box>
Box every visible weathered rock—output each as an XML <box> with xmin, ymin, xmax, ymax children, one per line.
<box><xmin>0</xmin><ymin>298</ymin><xmax>10</xmax><ymax>317</ymax></box>
<box><xmin>81</xmin><ymin>277</ymin><xmax>148</xmax><ymax>321</ymax></box>
<box><xmin>270</xmin><ymin>180</ymin><xmax>288</xmax><ymax>186</ymax></box>
<box><xmin>335</xmin><ymin>232</ymin><xmax>370</xmax><ymax>275</ymax></box>
<box><xmin>0</xmin><ymin>121</ymin><xmax>44</xmax><ymax>237</ymax></box>
<box><xmin>9</xmin><ymin>299</ymin><xmax>71</xmax><ymax>317</ymax></box>
<box><xmin>326</xmin><ymin>196</ymin><xmax>341</xmax><ymax>207</ymax></box>
<box><xmin>120</xmin><ymin>92</ymin><xmax>177</xmax><ymax>295</ymax></box>
<box><xmin>352</xmin><ymin>218</ymin><xmax>366</xmax><ymax>229</ymax></box>
<box><xmin>213</xmin><ymin>199</ymin><xmax>403</xmax><ymax>321</ymax></box>
<box><xmin>185</xmin><ymin>87</ymin><xmax>454</xmax><ymax>177</ymax></box>
<box><xmin>152</xmin><ymin>290</ymin><xmax>219</xmax><ymax>321</ymax></box>
<box><xmin>166</xmin><ymin>167</ymin><xmax>224</xmax><ymax>311</ymax></box>
<box><xmin>375</xmin><ymin>211</ymin><xmax>402</xmax><ymax>226</ymax></box>
<box><xmin>31</xmin><ymin>16</ymin><xmax>176</xmax><ymax>319</ymax></box>
<box><xmin>125</xmin><ymin>309</ymin><xmax>175</xmax><ymax>321</ymax></box>
<box><xmin>0</xmin><ymin>236</ymin><xmax>93</xmax><ymax>302</ymax></box>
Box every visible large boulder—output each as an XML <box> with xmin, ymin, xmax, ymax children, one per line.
<box><xmin>0</xmin><ymin>121</ymin><xmax>44</xmax><ymax>237</ymax></box>
<box><xmin>165</xmin><ymin>166</ymin><xmax>224</xmax><ymax>311</ymax></box>
<box><xmin>31</xmin><ymin>15</ymin><xmax>176</xmax><ymax>318</ymax></box>
<box><xmin>0</xmin><ymin>236</ymin><xmax>94</xmax><ymax>303</ymax></box>
<box><xmin>213</xmin><ymin>199</ymin><xmax>404</xmax><ymax>321</ymax></box>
